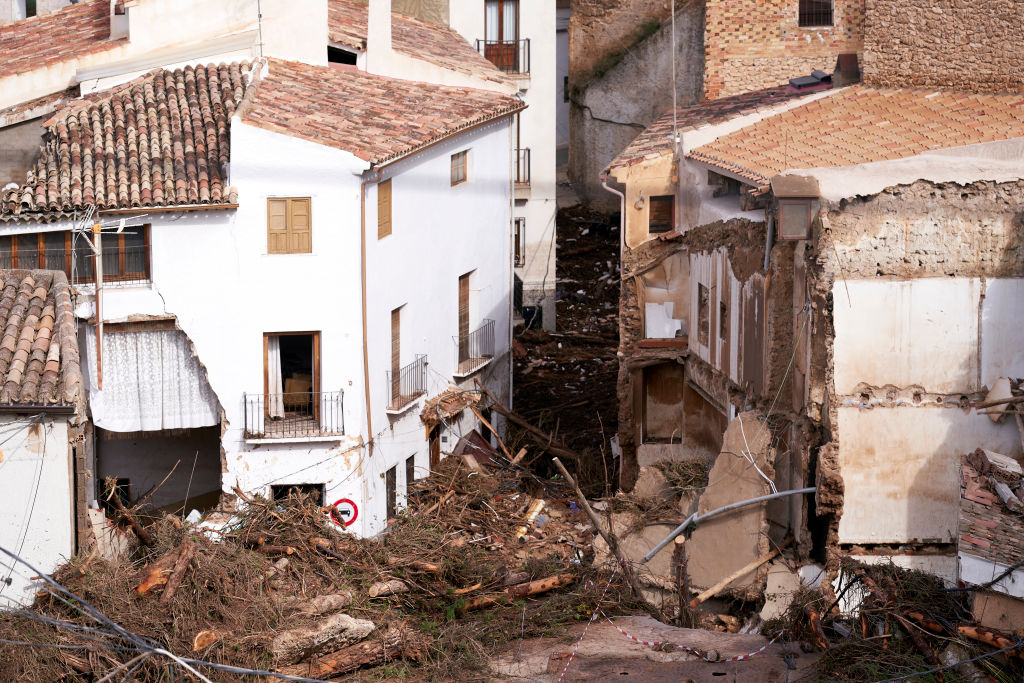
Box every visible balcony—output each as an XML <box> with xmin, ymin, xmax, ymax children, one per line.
<box><xmin>387</xmin><ymin>354</ymin><xmax>427</xmax><ymax>413</ymax></box>
<box><xmin>475</xmin><ymin>38</ymin><xmax>530</xmax><ymax>75</ymax></box>
<box><xmin>454</xmin><ymin>319</ymin><xmax>494</xmax><ymax>378</ymax></box>
<box><xmin>243</xmin><ymin>391</ymin><xmax>344</xmax><ymax>441</ymax></box>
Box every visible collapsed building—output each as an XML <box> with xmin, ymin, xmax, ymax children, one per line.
<box><xmin>602</xmin><ymin>0</ymin><xmax>1024</xmax><ymax>617</ymax></box>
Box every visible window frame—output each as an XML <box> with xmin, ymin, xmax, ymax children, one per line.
<box><xmin>777</xmin><ymin>198</ymin><xmax>815</xmax><ymax>241</ymax></box>
<box><xmin>648</xmin><ymin>194</ymin><xmax>676</xmax><ymax>234</ymax></box>
<box><xmin>798</xmin><ymin>0</ymin><xmax>834</xmax><ymax>28</ymax></box>
<box><xmin>0</xmin><ymin>226</ymin><xmax>151</xmax><ymax>286</ymax></box>
<box><xmin>513</xmin><ymin>217</ymin><xmax>526</xmax><ymax>267</ymax></box>
<box><xmin>266</xmin><ymin>197</ymin><xmax>312</xmax><ymax>255</ymax></box>
<box><xmin>451</xmin><ymin>150</ymin><xmax>468</xmax><ymax>186</ymax></box>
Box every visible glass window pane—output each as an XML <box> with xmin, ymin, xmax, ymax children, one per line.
<box><xmin>43</xmin><ymin>232</ymin><xmax>66</xmax><ymax>272</ymax></box>
<box><xmin>73</xmin><ymin>236</ymin><xmax>94</xmax><ymax>283</ymax></box>
<box><xmin>122</xmin><ymin>227</ymin><xmax>146</xmax><ymax>276</ymax></box>
<box><xmin>16</xmin><ymin>234</ymin><xmax>38</xmax><ymax>269</ymax></box>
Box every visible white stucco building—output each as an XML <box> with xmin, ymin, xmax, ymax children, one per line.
<box><xmin>0</xmin><ymin>44</ymin><xmax>521</xmax><ymax>537</ymax></box>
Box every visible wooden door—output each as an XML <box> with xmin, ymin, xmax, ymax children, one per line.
<box><xmin>458</xmin><ymin>273</ymin><xmax>470</xmax><ymax>363</ymax></box>
<box><xmin>391</xmin><ymin>308</ymin><xmax>401</xmax><ymax>402</ymax></box>
<box><xmin>429</xmin><ymin>426</ymin><xmax>441</xmax><ymax>468</ymax></box>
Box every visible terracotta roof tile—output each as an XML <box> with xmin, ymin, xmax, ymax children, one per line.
<box><xmin>0</xmin><ymin>270</ymin><xmax>80</xmax><ymax>406</ymax></box>
<box><xmin>959</xmin><ymin>454</ymin><xmax>1024</xmax><ymax>571</ymax></box>
<box><xmin>606</xmin><ymin>86</ymin><xmax>820</xmax><ymax>173</ymax></box>
<box><xmin>688</xmin><ymin>86</ymin><xmax>1024</xmax><ymax>184</ymax></box>
<box><xmin>0</xmin><ymin>0</ymin><xmax>124</xmax><ymax>80</ymax></box>
<box><xmin>243</xmin><ymin>58</ymin><xmax>524</xmax><ymax>165</ymax></box>
<box><xmin>0</xmin><ymin>62</ymin><xmax>251</xmax><ymax>219</ymax></box>
<box><xmin>328</xmin><ymin>0</ymin><xmax>514</xmax><ymax>89</ymax></box>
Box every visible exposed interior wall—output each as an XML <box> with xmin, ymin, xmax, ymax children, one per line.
<box><xmin>95</xmin><ymin>426</ymin><xmax>222</xmax><ymax>511</ymax></box>
<box><xmin>0</xmin><ymin>417</ymin><xmax>72</xmax><ymax>607</ymax></box>
<box><xmin>703</xmin><ymin>0</ymin><xmax>864</xmax><ymax>99</ymax></box>
<box><xmin>862</xmin><ymin>0</ymin><xmax>1024</xmax><ymax>92</ymax></box>
<box><xmin>569</xmin><ymin>3</ymin><xmax>704</xmax><ymax>207</ymax></box>
<box><xmin>0</xmin><ymin>116</ymin><xmax>42</xmax><ymax>187</ymax></box>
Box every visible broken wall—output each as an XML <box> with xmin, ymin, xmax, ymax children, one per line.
<box><xmin>703</xmin><ymin>0</ymin><xmax>865</xmax><ymax>99</ymax></box>
<box><xmin>862</xmin><ymin>0</ymin><xmax>1024</xmax><ymax>93</ymax></box>
<box><xmin>814</xmin><ymin>180</ymin><xmax>1024</xmax><ymax>548</ymax></box>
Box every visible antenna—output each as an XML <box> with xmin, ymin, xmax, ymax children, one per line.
<box><xmin>256</xmin><ymin>0</ymin><xmax>264</xmax><ymax>60</ymax></box>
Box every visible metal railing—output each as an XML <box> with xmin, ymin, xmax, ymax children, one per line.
<box><xmin>72</xmin><ymin>244</ymin><xmax>151</xmax><ymax>287</ymax></box>
<box><xmin>243</xmin><ymin>390</ymin><xmax>344</xmax><ymax>439</ymax></box>
<box><xmin>387</xmin><ymin>354</ymin><xmax>427</xmax><ymax>411</ymax></box>
<box><xmin>475</xmin><ymin>38</ymin><xmax>530</xmax><ymax>74</ymax></box>
<box><xmin>455</xmin><ymin>319</ymin><xmax>495</xmax><ymax>375</ymax></box>
<box><xmin>515</xmin><ymin>148</ymin><xmax>530</xmax><ymax>186</ymax></box>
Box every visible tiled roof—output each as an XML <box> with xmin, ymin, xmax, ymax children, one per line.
<box><xmin>959</xmin><ymin>452</ymin><xmax>1024</xmax><ymax>572</ymax></box>
<box><xmin>243</xmin><ymin>58</ymin><xmax>524</xmax><ymax>166</ymax></box>
<box><xmin>328</xmin><ymin>0</ymin><xmax>514</xmax><ymax>89</ymax></box>
<box><xmin>0</xmin><ymin>0</ymin><xmax>123</xmax><ymax>80</ymax></box>
<box><xmin>606</xmin><ymin>86</ymin><xmax>816</xmax><ymax>172</ymax></box>
<box><xmin>0</xmin><ymin>270</ymin><xmax>81</xmax><ymax>406</ymax></box>
<box><xmin>0</xmin><ymin>62</ymin><xmax>251</xmax><ymax>219</ymax></box>
<box><xmin>688</xmin><ymin>86</ymin><xmax>1024</xmax><ymax>184</ymax></box>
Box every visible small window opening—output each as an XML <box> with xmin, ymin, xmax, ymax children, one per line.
<box><xmin>648</xmin><ymin>195</ymin><xmax>675</xmax><ymax>233</ymax></box>
<box><xmin>25</xmin><ymin>0</ymin><xmax>36</xmax><ymax>18</ymax></box>
<box><xmin>798</xmin><ymin>0</ymin><xmax>833</xmax><ymax>27</ymax></box>
<box><xmin>327</xmin><ymin>46</ymin><xmax>357</xmax><ymax>65</ymax></box>
<box><xmin>385</xmin><ymin>466</ymin><xmax>397</xmax><ymax>520</ymax></box>
<box><xmin>697</xmin><ymin>284</ymin><xmax>709</xmax><ymax>346</ymax></box>
<box><xmin>451</xmin><ymin>150</ymin><xmax>468</xmax><ymax>186</ymax></box>
<box><xmin>778</xmin><ymin>198</ymin><xmax>815</xmax><ymax>240</ymax></box>
<box><xmin>719</xmin><ymin>301</ymin><xmax>728</xmax><ymax>340</ymax></box>
<box><xmin>513</xmin><ymin>217</ymin><xmax>526</xmax><ymax>267</ymax></box>
<box><xmin>271</xmin><ymin>483</ymin><xmax>325</xmax><ymax>506</ymax></box>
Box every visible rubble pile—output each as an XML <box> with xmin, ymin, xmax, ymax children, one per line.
<box><xmin>769</xmin><ymin>558</ymin><xmax>1024</xmax><ymax>682</ymax></box>
<box><xmin>0</xmin><ymin>457</ymin><xmax>643</xmax><ymax>681</ymax></box>
<box><xmin>513</xmin><ymin>205</ymin><xmax>621</xmax><ymax>490</ymax></box>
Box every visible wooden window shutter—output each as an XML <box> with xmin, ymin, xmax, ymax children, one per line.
<box><xmin>289</xmin><ymin>198</ymin><xmax>311</xmax><ymax>253</ymax></box>
<box><xmin>378</xmin><ymin>179</ymin><xmax>392</xmax><ymax>239</ymax></box>
<box><xmin>267</xmin><ymin>198</ymin><xmax>289</xmax><ymax>253</ymax></box>
<box><xmin>458</xmin><ymin>274</ymin><xmax>470</xmax><ymax>363</ymax></box>
<box><xmin>391</xmin><ymin>308</ymin><xmax>401</xmax><ymax>401</ymax></box>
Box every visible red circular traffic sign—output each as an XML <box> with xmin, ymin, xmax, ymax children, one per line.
<box><xmin>329</xmin><ymin>498</ymin><xmax>358</xmax><ymax>527</ymax></box>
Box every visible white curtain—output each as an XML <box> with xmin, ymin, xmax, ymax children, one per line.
<box><xmin>266</xmin><ymin>335</ymin><xmax>284</xmax><ymax>419</ymax></box>
<box><xmin>502</xmin><ymin>0</ymin><xmax>516</xmax><ymax>41</ymax></box>
<box><xmin>84</xmin><ymin>328</ymin><xmax>220</xmax><ymax>432</ymax></box>
<box><xmin>485</xmin><ymin>0</ymin><xmax>500</xmax><ymax>41</ymax></box>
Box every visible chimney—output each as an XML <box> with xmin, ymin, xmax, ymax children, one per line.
<box><xmin>366</xmin><ymin>0</ymin><xmax>392</xmax><ymax>76</ymax></box>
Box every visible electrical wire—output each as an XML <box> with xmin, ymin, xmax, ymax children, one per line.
<box><xmin>872</xmin><ymin>638</ymin><xmax>1024</xmax><ymax>683</ymax></box>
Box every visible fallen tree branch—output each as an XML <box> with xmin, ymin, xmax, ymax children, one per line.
<box><xmin>159</xmin><ymin>539</ymin><xmax>196</xmax><ymax>605</ymax></box>
<box><xmin>460</xmin><ymin>573</ymin><xmax>576</xmax><ymax>612</ymax></box>
<box><xmin>477</xmin><ymin>384</ymin><xmax>583</xmax><ymax>461</ymax></box>
<box><xmin>105</xmin><ymin>477</ymin><xmax>155</xmax><ymax>547</ymax></box>
<box><xmin>276</xmin><ymin>624</ymin><xmax>425</xmax><ymax>678</ymax></box>
<box><xmin>804</xmin><ymin>604</ymin><xmax>829</xmax><ymax>651</ymax></box>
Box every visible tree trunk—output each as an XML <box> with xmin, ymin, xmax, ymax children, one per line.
<box><xmin>276</xmin><ymin>625</ymin><xmax>425</xmax><ymax>678</ymax></box>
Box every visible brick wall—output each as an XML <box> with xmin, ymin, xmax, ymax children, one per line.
<box><xmin>862</xmin><ymin>0</ymin><xmax>1024</xmax><ymax>92</ymax></box>
<box><xmin>704</xmin><ymin>0</ymin><xmax>865</xmax><ymax>99</ymax></box>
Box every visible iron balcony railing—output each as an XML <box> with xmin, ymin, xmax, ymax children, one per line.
<box><xmin>387</xmin><ymin>354</ymin><xmax>427</xmax><ymax>411</ymax></box>
<box><xmin>243</xmin><ymin>390</ymin><xmax>344</xmax><ymax>439</ymax></box>
<box><xmin>515</xmin><ymin>148</ymin><xmax>530</xmax><ymax>186</ymax></box>
<box><xmin>475</xmin><ymin>38</ymin><xmax>530</xmax><ymax>74</ymax></box>
<box><xmin>455</xmin><ymin>319</ymin><xmax>495</xmax><ymax>375</ymax></box>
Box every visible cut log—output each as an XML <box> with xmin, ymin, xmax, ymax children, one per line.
<box><xmin>265</xmin><ymin>558</ymin><xmax>290</xmax><ymax>580</ymax></box>
<box><xmin>461</xmin><ymin>573</ymin><xmax>576</xmax><ymax>612</ymax></box>
<box><xmin>270</xmin><ymin>613</ymin><xmax>375</xmax><ymax>666</ymax></box>
<box><xmin>192</xmin><ymin>630</ymin><xmax>224</xmax><ymax>652</ymax></box>
<box><xmin>159</xmin><ymin>540</ymin><xmax>196</xmax><ymax>605</ymax></box>
<box><xmin>511</xmin><ymin>448</ymin><xmax>528</xmax><ymax>465</ymax></box>
<box><xmin>136</xmin><ymin>549</ymin><xmax>180</xmax><ymax>596</ymax></box>
<box><xmin>386</xmin><ymin>555</ymin><xmax>443</xmax><ymax>574</ymax></box>
<box><xmin>304</xmin><ymin>592</ymin><xmax>354</xmax><ymax>615</ymax></box>
<box><xmin>368</xmin><ymin>579</ymin><xmax>410</xmax><ymax>598</ymax></box>
<box><xmin>257</xmin><ymin>545</ymin><xmax>297</xmax><ymax>556</ymax></box>
<box><xmin>276</xmin><ymin>624</ymin><xmax>425</xmax><ymax>678</ymax></box>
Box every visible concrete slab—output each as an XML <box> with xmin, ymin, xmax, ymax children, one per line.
<box><xmin>634</xmin><ymin>466</ymin><xmax>673</xmax><ymax>500</ymax></box>
<box><xmin>686</xmin><ymin>412</ymin><xmax>774</xmax><ymax>600</ymax></box>
<box><xmin>593</xmin><ymin>512</ymin><xmax>677</xmax><ymax>588</ymax></box>
<box><xmin>759</xmin><ymin>560</ymin><xmax>801</xmax><ymax>622</ymax></box>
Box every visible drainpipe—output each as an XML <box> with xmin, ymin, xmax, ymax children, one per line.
<box><xmin>763</xmin><ymin>205</ymin><xmax>775</xmax><ymax>272</ymax></box>
<box><xmin>360</xmin><ymin>170</ymin><xmax>381</xmax><ymax>456</ymax></box>
<box><xmin>600</xmin><ymin>172</ymin><xmax>625</xmax><ymax>264</ymax></box>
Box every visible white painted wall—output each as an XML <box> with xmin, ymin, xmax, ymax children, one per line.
<box><xmin>833</xmin><ymin>277</ymin><xmax>1024</xmax><ymax>546</ymax></box>
<box><xmin>0</xmin><ymin>416</ymin><xmax>73</xmax><ymax>607</ymax></box>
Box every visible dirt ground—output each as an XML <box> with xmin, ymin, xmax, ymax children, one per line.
<box><xmin>512</xmin><ymin>204</ymin><xmax>621</xmax><ymax>493</ymax></box>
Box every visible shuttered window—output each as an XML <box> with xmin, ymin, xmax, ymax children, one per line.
<box><xmin>451</xmin><ymin>151</ymin><xmax>467</xmax><ymax>186</ymax></box>
<box><xmin>391</xmin><ymin>307</ymin><xmax>401</xmax><ymax>402</ymax></box>
<box><xmin>267</xmin><ymin>198</ymin><xmax>312</xmax><ymax>254</ymax></box>
<box><xmin>648</xmin><ymin>195</ymin><xmax>675</xmax><ymax>233</ymax></box>
<box><xmin>458</xmin><ymin>273</ymin><xmax>470</xmax><ymax>363</ymax></box>
<box><xmin>377</xmin><ymin>179</ymin><xmax>392</xmax><ymax>239</ymax></box>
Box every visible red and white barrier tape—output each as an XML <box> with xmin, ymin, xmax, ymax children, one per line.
<box><xmin>554</xmin><ymin>568</ymin><xmax>620</xmax><ymax>682</ymax></box>
<box><xmin>599</xmin><ymin>610</ymin><xmax>784</xmax><ymax>662</ymax></box>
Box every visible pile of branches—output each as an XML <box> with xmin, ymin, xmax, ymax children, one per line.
<box><xmin>767</xmin><ymin>558</ymin><xmax>1024</xmax><ymax>682</ymax></box>
<box><xmin>0</xmin><ymin>457</ymin><xmax>639</xmax><ymax>682</ymax></box>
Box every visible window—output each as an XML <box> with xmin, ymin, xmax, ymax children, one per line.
<box><xmin>264</xmin><ymin>332</ymin><xmax>320</xmax><ymax>425</ymax></box>
<box><xmin>513</xmin><ymin>217</ymin><xmax>525</xmax><ymax>267</ymax></box>
<box><xmin>798</xmin><ymin>0</ymin><xmax>833</xmax><ymax>27</ymax></box>
<box><xmin>778</xmin><ymin>198</ymin><xmax>814</xmax><ymax>240</ymax></box>
<box><xmin>24</xmin><ymin>0</ymin><xmax>36</xmax><ymax>18</ymax></box>
<box><xmin>649</xmin><ymin>195</ymin><xmax>675</xmax><ymax>233</ymax></box>
<box><xmin>451</xmin><ymin>150</ymin><xmax>467</xmax><ymax>186</ymax></box>
<box><xmin>483</xmin><ymin>0</ymin><xmax>520</xmax><ymax>71</ymax></box>
<box><xmin>327</xmin><ymin>46</ymin><xmax>357</xmax><ymax>65</ymax></box>
<box><xmin>406</xmin><ymin>454</ymin><xmax>416</xmax><ymax>487</ymax></box>
<box><xmin>720</xmin><ymin>301</ymin><xmax>728</xmax><ymax>340</ymax></box>
<box><xmin>377</xmin><ymin>179</ymin><xmax>392</xmax><ymax>239</ymax></box>
<box><xmin>0</xmin><ymin>226</ymin><xmax>150</xmax><ymax>285</ymax></box>
<box><xmin>385</xmin><ymin>465</ymin><xmax>397</xmax><ymax>520</ymax></box>
<box><xmin>390</xmin><ymin>307</ymin><xmax>401</xmax><ymax>404</ymax></box>
<box><xmin>267</xmin><ymin>197</ymin><xmax>311</xmax><ymax>254</ymax></box>
<box><xmin>697</xmin><ymin>284</ymin><xmax>709</xmax><ymax>347</ymax></box>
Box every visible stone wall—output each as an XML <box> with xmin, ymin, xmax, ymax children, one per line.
<box><xmin>862</xmin><ymin>0</ymin><xmax>1024</xmax><ymax>92</ymax></box>
<box><xmin>569</xmin><ymin>0</ymin><xmax>675</xmax><ymax>81</ymax></box>
<box><xmin>569</xmin><ymin>3</ymin><xmax>704</xmax><ymax>207</ymax></box>
<box><xmin>704</xmin><ymin>0</ymin><xmax>865</xmax><ymax>99</ymax></box>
